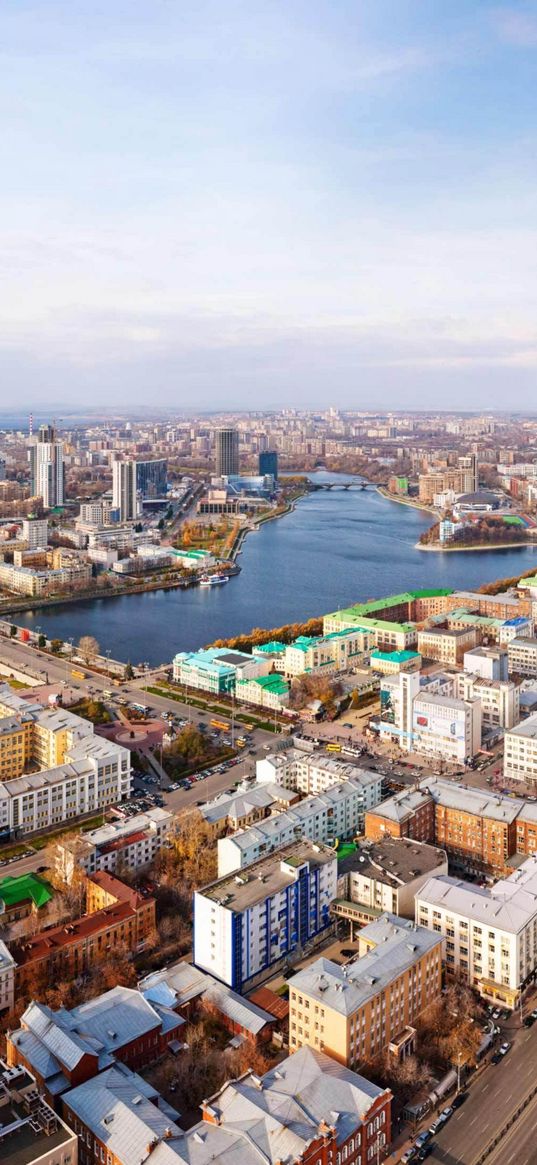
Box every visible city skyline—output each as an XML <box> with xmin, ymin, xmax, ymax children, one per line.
<box><xmin>3</xmin><ymin>2</ymin><xmax>537</xmax><ymax>409</ymax></box>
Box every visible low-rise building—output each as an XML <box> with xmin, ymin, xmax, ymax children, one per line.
<box><xmin>11</xmin><ymin>875</ymin><xmax>156</xmax><ymax>993</ymax></box>
<box><xmin>504</xmin><ymin>713</ymin><xmax>537</xmax><ymax>785</ymax></box>
<box><xmin>417</xmin><ymin>627</ymin><xmax>480</xmax><ymax>665</ymax></box>
<box><xmin>218</xmin><ymin>773</ymin><xmax>383</xmax><ymax>876</ymax></box>
<box><xmin>256</xmin><ymin>747</ymin><xmax>383</xmax><ymax>799</ymax></box>
<box><xmin>416</xmin><ymin>855</ymin><xmax>537</xmax><ymax>1008</ymax></box>
<box><xmin>335</xmin><ymin>836</ymin><xmax>448</xmax><ymax>927</ymax></box>
<box><xmin>365</xmin><ymin>789</ymin><xmax>435</xmax><ymax>844</ymax></box>
<box><xmin>463</xmin><ymin>646</ymin><xmax>508</xmax><ymax>681</ymax></box>
<box><xmin>508</xmin><ymin>636</ymin><xmax>537</xmax><ymax>677</ymax></box>
<box><xmin>200</xmin><ymin>782</ymin><xmax>297</xmax><ymax>839</ymax></box>
<box><xmin>172</xmin><ymin>647</ymin><xmax>271</xmax><ymax>693</ymax></box>
<box><xmin>7</xmin><ymin>987</ymin><xmax>184</xmax><ymax>1103</ymax></box>
<box><xmin>194</xmin><ymin>840</ymin><xmax>337</xmax><ymax>992</ymax></box>
<box><xmin>370</xmin><ymin>649</ymin><xmax>422</xmax><ymax>675</ymax></box>
<box><xmin>288</xmin><ymin>913</ymin><xmax>443</xmax><ymax>1067</ymax></box>
<box><xmin>283</xmin><ymin>627</ymin><xmax>365</xmax><ymax>677</ymax></box>
<box><xmin>235</xmin><ymin>672</ymin><xmax>290</xmax><ymax>708</ymax></box>
<box><xmin>0</xmin><ymin>1062</ymin><xmax>77</xmax><ymax>1165</ymax></box>
<box><xmin>54</xmin><ymin>807</ymin><xmax>173</xmax><ymax>880</ymax></box>
<box><xmin>0</xmin><ymin>872</ymin><xmax>53</xmax><ymax>923</ymax></box>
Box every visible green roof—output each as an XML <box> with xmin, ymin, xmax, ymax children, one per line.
<box><xmin>328</xmin><ymin>612</ymin><xmax>415</xmax><ymax>634</ymax></box>
<box><xmin>371</xmin><ymin>649</ymin><xmax>421</xmax><ymax>662</ymax></box>
<box><xmin>335</xmin><ymin>588</ymin><xmax>453</xmax><ymax>619</ymax></box>
<box><xmin>518</xmin><ymin>577</ymin><xmax>537</xmax><ymax>588</ymax></box>
<box><xmin>0</xmin><ymin>873</ymin><xmax>53</xmax><ymax>911</ymax></box>
<box><xmin>237</xmin><ymin>673</ymin><xmax>289</xmax><ymax>695</ymax></box>
<box><xmin>256</xmin><ymin>641</ymin><xmax>287</xmax><ymax>653</ymax></box>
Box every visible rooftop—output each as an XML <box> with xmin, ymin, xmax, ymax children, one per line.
<box><xmin>0</xmin><ymin>873</ymin><xmax>53</xmax><ymax>912</ymax></box>
<box><xmin>289</xmin><ymin>914</ymin><xmax>442</xmax><ymax>1015</ymax></box>
<box><xmin>0</xmin><ymin>1063</ymin><xmax>75</xmax><ymax>1165</ymax></box>
<box><xmin>198</xmin><ymin>839</ymin><xmax>336</xmax><ymax>911</ymax></box>
<box><xmin>418</xmin><ymin>855</ymin><xmax>537</xmax><ymax>934</ymax></box>
<box><xmin>505</xmin><ymin>713</ymin><xmax>537</xmax><ymax>741</ymax></box>
<box><xmin>337</xmin><ymin>836</ymin><xmax>447</xmax><ymax>886</ymax></box>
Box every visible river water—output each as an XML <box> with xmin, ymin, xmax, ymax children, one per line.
<box><xmin>13</xmin><ymin>473</ymin><xmax>537</xmax><ymax>665</ymax></box>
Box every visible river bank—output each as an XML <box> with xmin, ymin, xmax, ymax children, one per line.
<box><xmin>376</xmin><ymin>486</ymin><xmax>437</xmax><ymax>516</ymax></box>
<box><xmin>416</xmin><ymin>539</ymin><xmax>536</xmax><ymax>553</ymax></box>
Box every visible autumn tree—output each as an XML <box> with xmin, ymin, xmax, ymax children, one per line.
<box><xmin>79</xmin><ymin>635</ymin><xmax>100</xmax><ymax>663</ymax></box>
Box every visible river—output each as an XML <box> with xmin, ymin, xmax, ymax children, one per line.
<box><xmin>13</xmin><ymin>473</ymin><xmax>537</xmax><ymax>665</ymax></box>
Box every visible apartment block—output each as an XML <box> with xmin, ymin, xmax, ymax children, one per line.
<box><xmin>194</xmin><ymin>840</ymin><xmax>337</xmax><ymax>992</ymax></box>
<box><xmin>416</xmin><ymin>855</ymin><xmax>537</xmax><ymax>1008</ymax></box>
<box><xmin>289</xmin><ymin>913</ymin><xmax>443</xmax><ymax>1067</ymax></box>
<box><xmin>0</xmin><ymin>686</ymin><xmax>131</xmax><ymax>835</ymax></box>
<box><xmin>256</xmin><ymin>747</ymin><xmax>383</xmax><ymax>798</ymax></box>
<box><xmin>218</xmin><ymin>773</ymin><xmax>383</xmax><ymax>876</ymax></box>
<box><xmin>54</xmin><ymin>807</ymin><xmax>173</xmax><ymax>880</ymax></box>
<box><xmin>463</xmin><ymin>646</ymin><xmax>508</xmax><ymax>681</ymax></box>
<box><xmin>508</xmin><ymin>636</ymin><xmax>537</xmax><ymax>677</ymax></box>
<box><xmin>504</xmin><ymin>714</ymin><xmax>537</xmax><ymax>785</ymax></box>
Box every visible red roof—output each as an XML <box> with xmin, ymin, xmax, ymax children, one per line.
<box><xmin>100</xmin><ymin>830</ymin><xmax>148</xmax><ymax>854</ymax></box>
<box><xmin>247</xmin><ymin>987</ymin><xmax>289</xmax><ymax>1021</ymax></box>
<box><xmin>13</xmin><ymin>900</ymin><xmax>136</xmax><ymax>966</ymax></box>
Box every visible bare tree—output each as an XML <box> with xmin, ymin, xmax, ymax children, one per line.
<box><xmin>79</xmin><ymin>635</ymin><xmax>100</xmax><ymax>663</ymax></box>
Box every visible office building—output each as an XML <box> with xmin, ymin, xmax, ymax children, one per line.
<box><xmin>417</xmin><ymin>627</ymin><xmax>480</xmax><ymax>665</ymax></box>
<box><xmin>283</xmin><ymin>627</ymin><xmax>365</xmax><ymax>677</ymax></box>
<box><xmin>258</xmin><ymin>449</ymin><xmax>278</xmax><ymax>479</ymax></box>
<box><xmin>215</xmin><ymin>427</ymin><xmax>239</xmax><ymax>476</ymax></box>
<box><xmin>28</xmin><ymin>423</ymin><xmax>64</xmax><ymax>509</ymax></box>
<box><xmin>370</xmin><ymin>649</ymin><xmax>421</xmax><ymax>675</ymax></box>
<box><xmin>136</xmin><ymin>458</ymin><xmax>167</xmax><ymax>498</ymax></box>
<box><xmin>416</xmin><ymin>855</ymin><xmax>537</xmax><ymax>1008</ymax></box>
<box><xmin>508</xmin><ymin>636</ymin><xmax>537</xmax><ymax>677</ymax></box>
<box><xmin>112</xmin><ymin>459</ymin><xmax>139</xmax><ymax>522</ymax></box>
<box><xmin>194</xmin><ymin>840</ymin><xmax>337</xmax><ymax>991</ymax></box>
<box><xmin>173</xmin><ymin>647</ymin><xmax>271</xmax><ymax>693</ymax></box>
<box><xmin>235</xmin><ymin>672</ymin><xmax>291</xmax><ymax>709</ymax></box>
<box><xmin>412</xmin><ymin>692</ymin><xmax>482</xmax><ymax>762</ymax></box>
<box><xmin>456</xmin><ymin>674</ymin><xmax>520</xmax><ymax>730</ymax></box>
<box><xmin>335</xmin><ymin>836</ymin><xmax>448</xmax><ymax>928</ymax></box>
<box><xmin>464</xmin><ymin>646</ymin><xmax>508</xmax><ymax>681</ymax></box>
<box><xmin>504</xmin><ymin>713</ymin><xmax>537</xmax><ymax>785</ymax></box>
<box><xmin>217</xmin><ymin>772</ymin><xmax>382</xmax><ymax>876</ymax></box>
<box><xmin>288</xmin><ymin>913</ymin><xmax>443</xmax><ymax>1067</ymax></box>
<box><xmin>0</xmin><ymin>1062</ymin><xmax>77</xmax><ymax>1165</ymax></box>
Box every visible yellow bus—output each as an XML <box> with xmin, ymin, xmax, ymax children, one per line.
<box><xmin>326</xmin><ymin>742</ymin><xmax>342</xmax><ymax>753</ymax></box>
<box><xmin>211</xmin><ymin>719</ymin><xmax>230</xmax><ymax>731</ymax></box>
<box><xmin>71</xmin><ymin>669</ymin><xmax>86</xmax><ymax>680</ymax></box>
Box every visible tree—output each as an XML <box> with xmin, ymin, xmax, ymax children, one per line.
<box><xmin>124</xmin><ymin>661</ymin><xmax>134</xmax><ymax>680</ymax></box>
<box><xmin>38</xmin><ymin>634</ymin><xmax>47</xmax><ymax>649</ymax></box>
<box><xmin>50</xmin><ymin>638</ymin><xmax>63</xmax><ymax>654</ymax></box>
<box><xmin>9</xmin><ymin>625</ymin><xmax>17</xmax><ymax>637</ymax></box>
<box><xmin>79</xmin><ymin>635</ymin><xmax>100</xmax><ymax>663</ymax></box>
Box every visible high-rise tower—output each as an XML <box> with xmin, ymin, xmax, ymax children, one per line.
<box><xmin>215</xmin><ymin>428</ymin><xmax>239</xmax><ymax>477</ymax></box>
<box><xmin>29</xmin><ymin>423</ymin><xmax>64</xmax><ymax>508</ymax></box>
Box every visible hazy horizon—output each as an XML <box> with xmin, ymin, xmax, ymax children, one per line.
<box><xmin>3</xmin><ymin>1</ymin><xmax>537</xmax><ymax>410</ymax></box>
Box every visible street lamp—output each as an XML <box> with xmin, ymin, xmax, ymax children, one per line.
<box><xmin>106</xmin><ymin>649</ymin><xmax>111</xmax><ymax>678</ymax></box>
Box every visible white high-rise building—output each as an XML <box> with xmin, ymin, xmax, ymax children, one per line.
<box><xmin>112</xmin><ymin>459</ymin><xmax>139</xmax><ymax>522</ymax></box>
<box><xmin>28</xmin><ymin>423</ymin><xmax>64</xmax><ymax>508</ymax></box>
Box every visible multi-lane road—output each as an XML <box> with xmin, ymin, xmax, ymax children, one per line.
<box><xmin>419</xmin><ymin>1018</ymin><xmax>537</xmax><ymax>1165</ymax></box>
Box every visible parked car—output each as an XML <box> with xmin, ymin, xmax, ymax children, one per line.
<box><xmin>417</xmin><ymin>1147</ymin><xmax>434</xmax><ymax>1162</ymax></box>
<box><xmin>452</xmin><ymin>1092</ymin><xmax>467</xmax><ymax>1109</ymax></box>
<box><xmin>440</xmin><ymin>1106</ymin><xmax>453</xmax><ymax>1122</ymax></box>
<box><xmin>500</xmin><ymin>1042</ymin><xmax>511</xmax><ymax>1055</ymax></box>
<box><xmin>491</xmin><ymin>1051</ymin><xmax>502</xmax><ymax>1064</ymax></box>
<box><xmin>401</xmin><ymin>1151</ymin><xmax>417</xmax><ymax>1164</ymax></box>
<box><xmin>414</xmin><ymin>1132</ymin><xmax>432</xmax><ymax>1150</ymax></box>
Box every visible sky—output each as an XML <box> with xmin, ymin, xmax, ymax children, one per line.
<box><xmin>2</xmin><ymin>0</ymin><xmax>537</xmax><ymax>412</ymax></box>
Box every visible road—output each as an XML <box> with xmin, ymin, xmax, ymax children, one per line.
<box><xmin>485</xmin><ymin>1089</ymin><xmax>537</xmax><ymax>1165</ymax></box>
<box><xmin>423</xmin><ymin>1020</ymin><xmax>537</xmax><ymax>1165</ymax></box>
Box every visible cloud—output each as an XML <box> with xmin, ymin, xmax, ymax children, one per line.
<box><xmin>493</xmin><ymin>5</ymin><xmax>537</xmax><ymax>46</ymax></box>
